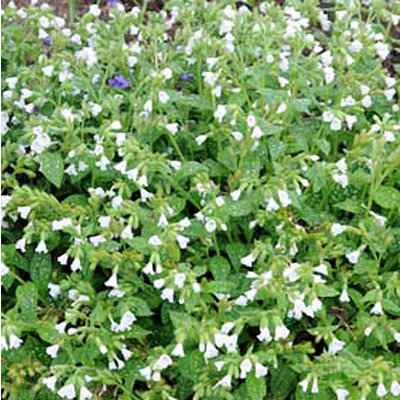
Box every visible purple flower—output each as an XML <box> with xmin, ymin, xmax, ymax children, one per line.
<box><xmin>107</xmin><ymin>0</ymin><xmax>119</xmax><ymax>7</ymax></box>
<box><xmin>43</xmin><ymin>36</ymin><xmax>52</xmax><ymax>46</ymax></box>
<box><xmin>180</xmin><ymin>73</ymin><xmax>194</xmax><ymax>81</ymax></box>
<box><xmin>107</xmin><ymin>75</ymin><xmax>131</xmax><ymax>89</ymax></box>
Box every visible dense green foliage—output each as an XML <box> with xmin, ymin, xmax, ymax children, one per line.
<box><xmin>1</xmin><ymin>1</ymin><xmax>400</xmax><ymax>399</ymax></box>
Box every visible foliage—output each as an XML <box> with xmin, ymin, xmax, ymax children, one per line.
<box><xmin>1</xmin><ymin>0</ymin><xmax>400</xmax><ymax>399</ymax></box>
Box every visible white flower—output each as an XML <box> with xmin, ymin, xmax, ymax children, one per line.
<box><xmin>277</xmin><ymin>190</ymin><xmax>291</xmax><ymax>207</ymax></box>
<box><xmin>98</xmin><ymin>216</ymin><xmax>111</xmax><ymax>228</ymax></box>
<box><xmin>230</xmin><ymin>189</ymin><xmax>241</xmax><ymax>201</ymax></box>
<box><xmin>158</xmin><ymin>91</ymin><xmax>170</xmax><ymax>104</ymax></box>
<box><xmin>80</xmin><ymin>387</ymin><xmax>92</xmax><ymax>400</ymax></box>
<box><xmin>153</xmin><ymin>354</ymin><xmax>173</xmax><ymax>370</ymax></box>
<box><xmin>121</xmin><ymin>225</ymin><xmax>133</xmax><ymax>240</ymax></box>
<box><xmin>43</xmin><ymin>376</ymin><xmax>57</xmax><ymax>391</ymax></box>
<box><xmin>255</xmin><ymin>362</ymin><xmax>268</xmax><ymax>378</ymax></box>
<box><xmin>71</xmin><ymin>257</ymin><xmax>82</xmax><ymax>272</ymax></box>
<box><xmin>35</xmin><ymin>240</ymin><xmax>48</xmax><ymax>254</ymax></box>
<box><xmin>90</xmin><ymin>103</ymin><xmax>102</xmax><ymax>117</ymax></box>
<box><xmin>42</xmin><ymin>65</ymin><xmax>55</xmax><ymax>77</ymax></box>
<box><xmin>142</xmin><ymin>262</ymin><xmax>155</xmax><ymax>276</ymax></box>
<box><xmin>391</xmin><ymin>381</ymin><xmax>400</xmax><ymax>396</ymax></box>
<box><xmin>192</xmin><ymin>282</ymin><xmax>201</xmax><ymax>292</ymax></box>
<box><xmin>345</xmin><ymin>249</ymin><xmax>360</xmax><ymax>264</ymax></box>
<box><xmin>274</xmin><ymin>324</ymin><xmax>290</xmax><ymax>340</ymax></box>
<box><xmin>328</xmin><ymin>338</ymin><xmax>345</xmax><ymax>355</ymax></box>
<box><xmin>171</xmin><ymin>343</ymin><xmax>185</xmax><ymax>357</ymax></box>
<box><xmin>266</xmin><ymin>197</ymin><xmax>279</xmax><ymax>212</ymax></box>
<box><xmin>394</xmin><ymin>332</ymin><xmax>400</xmax><ymax>342</ymax></box>
<box><xmin>176</xmin><ymin>235</ymin><xmax>190</xmax><ymax>249</ymax></box>
<box><xmin>336</xmin><ymin>389</ymin><xmax>349</xmax><ymax>400</ymax></box>
<box><xmin>215</xmin><ymin>374</ymin><xmax>232</xmax><ymax>388</ymax></box>
<box><xmin>196</xmin><ymin>135</ymin><xmax>207</xmax><ymax>145</ymax></box>
<box><xmin>75</xmin><ymin>47</ymin><xmax>98</xmax><ymax>67</ymax></box>
<box><xmin>202</xmin><ymin>71</ymin><xmax>218</xmax><ymax>86</ymax></box>
<box><xmin>47</xmin><ymin>283</ymin><xmax>61</xmax><ymax>299</ymax></box>
<box><xmin>148</xmin><ymin>235</ymin><xmax>162</xmax><ymax>246</ymax></box>
<box><xmin>1</xmin><ymin>262</ymin><xmax>10</xmax><ymax>276</ymax></box>
<box><xmin>257</xmin><ymin>327</ymin><xmax>272</xmax><ymax>342</ymax></box>
<box><xmin>362</xmin><ymin>95</ymin><xmax>372</xmax><ymax>108</ymax></box>
<box><xmin>339</xmin><ymin>289</ymin><xmax>350</xmax><ymax>303</ymax></box>
<box><xmin>46</xmin><ymin>344</ymin><xmax>60</xmax><ymax>358</ymax></box>
<box><xmin>370</xmin><ymin>301</ymin><xmax>383</xmax><ymax>315</ymax></box>
<box><xmin>174</xmin><ymin>272</ymin><xmax>186</xmax><ymax>288</ymax></box>
<box><xmin>331</xmin><ymin>223</ymin><xmax>346</xmax><ymax>236</ymax></box>
<box><xmin>89</xmin><ymin>4</ymin><xmax>101</xmax><ymax>16</ymax></box>
<box><xmin>322</xmin><ymin>111</ymin><xmax>334</xmax><ymax>122</ymax></box>
<box><xmin>324</xmin><ymin>67</ymin><xmax>335</xmax><ymax>84</ymax></box>
<box><xmin>251</xmin><ymin>126</ymin><xmax>263</xmax><ymax>139</ymax></box>
<box><xmin>18</xmin><ymin>206</ymin><xmax>31</xmax><ymax>219</ymax></box>
<box><xmin>276</xmin><ymin>102</ymin><xmax>287</xmax><ymax>114</ymax></box>
<box><xmin>247</xmin><ymin>114</ymin><xmax>256</xmax><ymax>128</ymax></box>
<box><xmin>375</xmin><ymin>42</ymin><xmax>389</xmax><ymax>60</ymax></box>
<box><xmin>203</xmin><ymin>341</ymin><xmax>219</xmax><ymax>360</ymax></box>
<box><xmin>161</xmin><ymin>68</ymin><xmax>172</xmax><ymax>79</ymax></box>
<box><xmin>121</xmin><ymin>346</ymin><xmax>132</xmax><ymax>360</ymax></box>
<box><xmin>56</xmin><ymin>254</ymin><xmax>68</xmax><ymax>267</ymax></box>
<box><xmin>170</xmin><ymin>160</ymin><xmax>182</xmax><ymax>170</ymax></box>
<box><xmin>330</xmin><ymin>117</ymin><xmax>341</xmax><ymax>131</ymax></box>
<box><xmin>105</xmin><ymin>273</ymin><xmax>118</xmax><ymax>288</ymax></box>
<box><xmin>231</xmin><ymin>131</ymin><xmax>243</xmax><ymax>141</ymax></box>
<box><xmin>299</xmin><ymin>378</ymin><xmax>309</xmax><ymax>392</ymax></box>
<box><xmin>58</xmin><ymin>384</ymin><xmax>76</xmax><ymax>399</ymax></box>
<box><xmin>166</xmin><ymin>123</ymin><xmax>179</xmax><ymax>135</ymax></box>
<box><xmin>377</xmin><ymin>383</ymin><xmax>387</xmax><ymax>398</ymax></box>
<box><xmin>9</xmin><ymin>334</ymin><xmax>23</xmax><ymax>349</ymax></box>
<box><xmin>161</xmin><ymin>288</ymin><xmax>174</xmax><ymax>303</ymax></box>
<box><xmin>365</xmin><ymin>326</ymin><xmax>373</xmax><ymax>336</ymax></box>
<box><xmin>214</xmin><ymin>361</ymin><xmax>225</xmax><ymax>371</ymax></box>
<box><xmin>240</xmin><ymin>253</ymin><xmax>256</xmax><ymax>267</ymax></box>
<box><xmin>139</xmin><ymin>366</ymin><xmax>152</xmax><ymax>380</ymax></box>
<box><xmin>120</xmin><ymin>311</ymin><xmax>136</xmax><ymax>331</ymax></box>
<box><xmin>348</xmin><ymin>39</ymin><xmax>363</xmax><ymax>53</ymax></box>
<box><xmin>205</xmin><ymin>219</ymin><xmax>217</xmax><ymax>233</ymax></box>
<box><xmin>214</xmin><ymin>105</ymin><xmax>227</xmax><ymax>122</ymax></box>
<box><xmin>239</xmin><ymin>358</ymin><xmax>252</xmax><ymax>379</ymax></box>
<box><xmin>345</xmin><ymin>115</ymin><xmax>357</xmax><ymax>130</ymax></box>
<box><xmin>311</xmin><ymin>376</ymin><xmax>319</xmax><ymax>393</ymax></box>
<box><xmin>6</xmin><ymin>77</ymin><xmax>18</xmax><ymax>89</ymax></box>
<box><xmin>332</xmin><ymin>173</ymin><xmax>348</xmax><ymax>188</ymax></box>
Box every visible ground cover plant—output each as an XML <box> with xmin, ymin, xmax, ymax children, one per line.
<box><xmin>1</xmin><ymin>0</ymin><xmax>400</xmax><ymax>399</ymax></box>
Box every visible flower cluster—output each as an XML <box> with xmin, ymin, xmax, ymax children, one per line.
<box><xmin>1</xmin><ymin>0</ymin><xmax>400</xmax><ymax>399</ymax></box>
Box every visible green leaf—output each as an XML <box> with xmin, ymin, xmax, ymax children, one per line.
<box><xmin>30</xmin><ymin>253</ymin><xmax>52</xmax><ymax>290</ymax></box>
<box><xmin>246</xmin><ymin>371</ymin><xmax>266</xmax><ymax>400</ymax></box>
<box><xmin>174</xmin><ymin>161</ymin><xmax>207</xmax><ymax>181</ymax></box>
<box><xmin>316</xmin><ymin>285</ymin><xmax>340</xmax><ymax>297</ymax></box>
<box><xmin>40</xmin><ymin>151</ymin><xmax>64</xmax><ymax>188</ymax></box>
<box><xmin>373</xmin><ymin>186</ymin><xmax>400</xmax><ymax>209</ymax></box>
<box><xmin>269</xmin><ymin>366</ymin><xmax>297</xmax><ymax>399</ymax></box>
<box><xmin>205</xmin><ymin>281</ymin><xmax>236</xmax><ymax>294</ymax></box>
<box><xmin>16</xmin><ymin>282</ymin><xmax>38</xmax><ymax>321</ymax></box>
<box><xmin>334</xmin><ymin>199</ymin><xmax>364</xmax><ymax>214</ymax></box>
<box><xmin>62</xmin><ymin>194</ymin><xmax>88</xmax><ymax>205</ymax></box>
<box><xmin>37</xmin><ymin>321</ymin><xmax>57</xmax><ymax>342</ymax></box>
<box><xmin>177</xmin><ymin>350</ymin><xmax>204</xmax><ymax>382</ymax></box>
<box><xmin>226</xmin><ymin>198</ymin><xmax>253</xmax><ymax>217</ymax></box>
<box><xmin>129</xmin><ymin>297</ymin><xmax>153</xmax><ymax>316</ymax></box>
<box><xmin>383</xmin><ymin>298</ymin><xmax>400</xmax><ymax>316</ymax></box>
<box><xmin>226</xmin><ymin>242</ymin><xmax>248</xmax><ymax>270</ymax></box>
<box><xmin>209</xmin><ymin>256</ymin><xmax>230</xmax><ymax>281</ymax></box>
